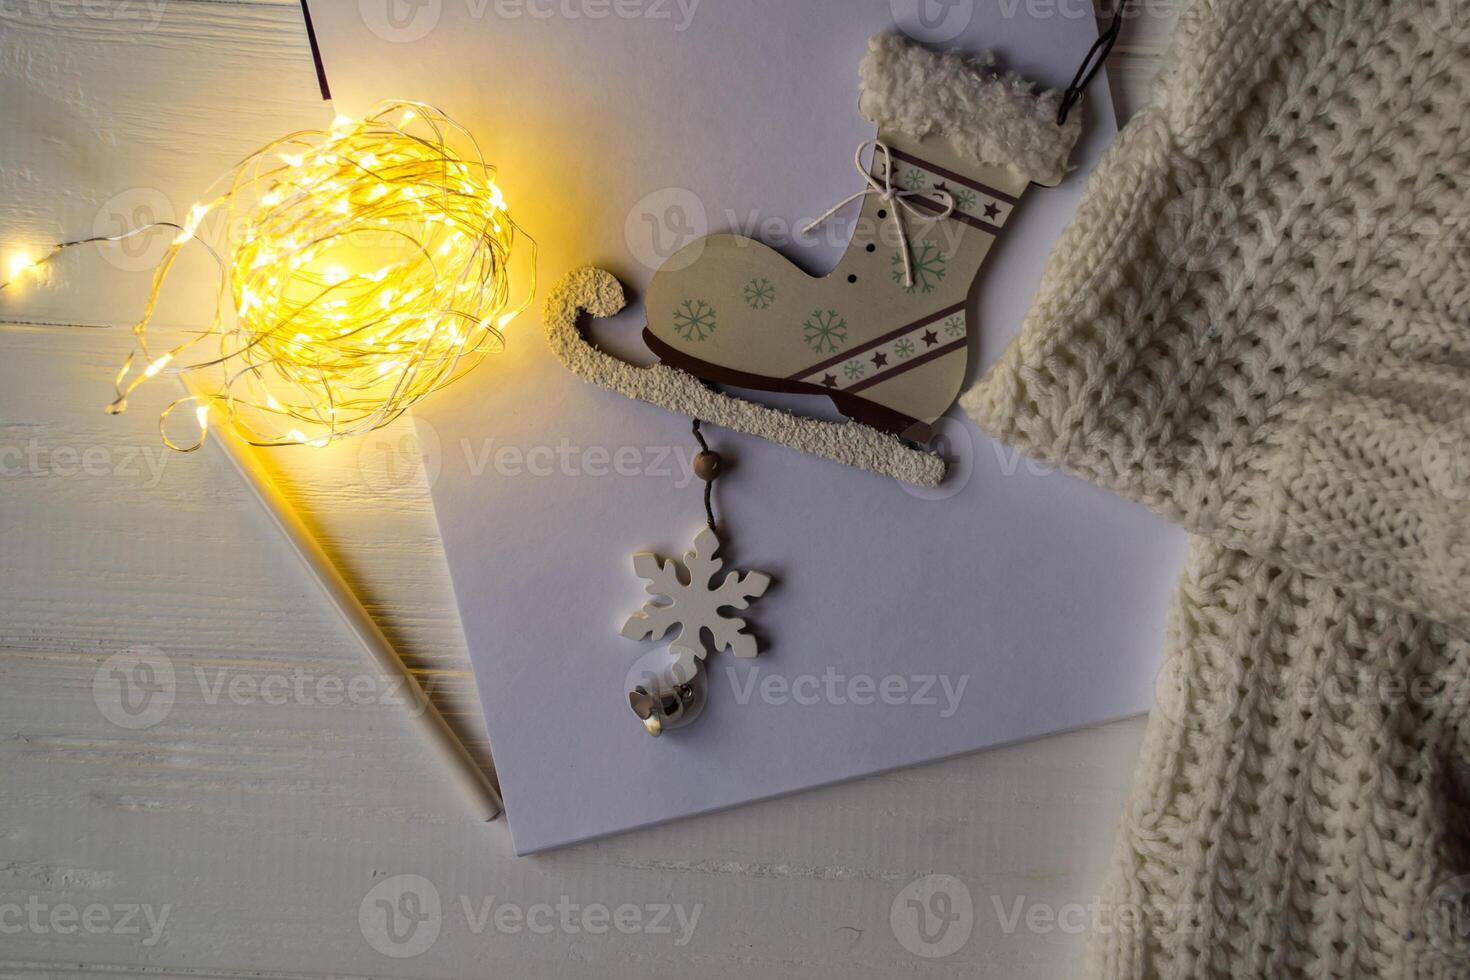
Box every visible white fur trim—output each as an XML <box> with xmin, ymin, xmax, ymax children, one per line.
<box><xmin>859</xmin><ymin>32</ymin><xmax>1081</xmax><ymax>187</ymax></box>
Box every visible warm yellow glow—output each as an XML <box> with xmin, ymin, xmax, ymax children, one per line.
<box><xmin>142</xmin><ymin>354</ymin><xmax>173</xmax><ymax>378</ymax></box>
<box><xmin>8</xmin><ymin>253</ymin><xmax>34</xmax><ymax>280</ymax></box>
<box><xmin>102</xmin><ymin>100</ymin><xmax>535</xmax><ymax>452</ymax></box>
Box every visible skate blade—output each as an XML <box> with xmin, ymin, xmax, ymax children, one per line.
<box><xmin>544</xmin><ymin>268</ymin><xmax>946</xmax><ymax>489</ymax></box>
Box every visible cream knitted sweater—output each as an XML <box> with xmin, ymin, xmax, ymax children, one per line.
<box><xmin>962</xmin><ymin>0</ymin><xmax>1470</xmax><ymax>976</ymax></box>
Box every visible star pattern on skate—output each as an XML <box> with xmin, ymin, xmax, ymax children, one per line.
<box><xmin>790</xmin><ymin>303</ymin><xmax>968</xmax><ymax>396</ymax></box>
<box><xmin>875</xmin><ymin>156</ymin><xmax>1017</xmax><ymax>233</ymax></box>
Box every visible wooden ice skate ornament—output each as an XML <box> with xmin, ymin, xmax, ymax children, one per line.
<box><xmin>644</xmin><ymin>33</ymin><xmax>1080</xmax><ymax>445</ymax></box>
<box><xmin>543</xmin><ymin>268</ymin><xmax>946</xmax><ymax>487</ymax></box>
<box><xmin>544</xmin><ymin>33</ymin><xmax>1081</xmax><ymax>488</ymax></box>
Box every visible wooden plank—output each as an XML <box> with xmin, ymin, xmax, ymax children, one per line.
<box><xmin>0</xmin><ymin>0</ymin><xmax>328</xmax><ymax>330</ymax></box>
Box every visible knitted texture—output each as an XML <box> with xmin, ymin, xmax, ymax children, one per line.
<box><xmin>1103</xmin><ymin>539</ymin><xmax>1470</xmax><ymax>978</ymax></box>
<box><xmin>962</xmin><ymin>0</ymin><xmax>1470</xmax><ymax>632</ymax></box>
<box><xmin>959</xmin><ymin>0</ymin><xmax>1470</xmax><ymax>976</ymax></box>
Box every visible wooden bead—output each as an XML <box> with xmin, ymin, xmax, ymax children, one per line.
<box><xmin>693</xmin><ymin>451</ymin><xmax>723</xmax><ymax>482</ymax></box>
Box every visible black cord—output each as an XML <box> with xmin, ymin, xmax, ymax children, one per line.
<box><xmin>1057</xmin><ymin>0</ymin><xmax>1132</xmax><ymax>125</ymax></box>
<box><xmin>692</xmin><ymin>419</ymin><xmax>717</xmax><ymax>535</ymax></box>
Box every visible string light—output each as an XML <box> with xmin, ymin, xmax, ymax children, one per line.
<box><xmin>1</xmin><ymin>101</ymin><xmax>533</xmax><ymax>451</ymax></box>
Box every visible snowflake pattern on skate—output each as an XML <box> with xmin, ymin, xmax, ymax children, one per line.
<box><xmin>620</xmin><ymin>527</ymin><xmax>771</xmax><ymax>683</ymax></box>
<box><xmin>802</xmin><ymin>309</ymin><xmax>849</xmax><ymax>354</ymax></box>
<box><xmin>944</xmin><ymin>314</ymin><xmax>966</xmax><ymax>339</ymax></box>
<box><xmin>844</xmin><ymin>359</ymin><xmax>867</xmax><ymax>381</ymax></box>
<box><xmin>743</xmin><ymin>277</ymin><xmax>776</xmax><ymax>310</ymax></box>
<box><xmin>954</xmin><ymin>189</ymin><xmax>978</xmax><ymax>213</ymax></box>
<box><xmin>894</xmin><ymin>337</ymin><xmax>917</xmax><ymax>360</ymax></box>
<box><xmin>672</xmin><ymin>299</ymin><xmax>717</xmax><ymax>342</ymax></box>
<box><xmin>902</xmin><ymin>167</ymin><xmax>927</xmax><ymax>192</ymax></box>
<box><xmin>893</xmin><ymin>240</ymin><xmax>948</xmax><ymax>294</ymax></box>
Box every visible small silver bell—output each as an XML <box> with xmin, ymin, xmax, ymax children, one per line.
<box><xmin>629</xmin><ymin>683</ymin><xmax>697</xmax><ymax>737</ymax></box>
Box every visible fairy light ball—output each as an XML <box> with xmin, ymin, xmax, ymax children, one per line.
<box><xmin>104</xmin><ymin>101</ymin><xmax>533</xmax><ymax>451</ymax></box>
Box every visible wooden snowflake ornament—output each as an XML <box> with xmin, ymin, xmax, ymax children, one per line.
<box><xmin>620</xmin><ymin>527</ymin><xmax>771</xmax><ymax>684</ymax></box>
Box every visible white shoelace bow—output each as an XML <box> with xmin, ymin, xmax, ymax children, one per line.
<box><xmin>801</xmin><ymin>140</ymin><xmax>956</xmax><ymax>289</ymax></box>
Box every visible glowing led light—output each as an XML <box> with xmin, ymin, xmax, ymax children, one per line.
<box><xmin>7</xmin><ymin>253</ymin><xmax>35</xmax><ymax>281</ymax></box>
<box><xmin>96</xmin><ymin>100</ymin><xmax>535</xmax><ymax>451</ymax></box>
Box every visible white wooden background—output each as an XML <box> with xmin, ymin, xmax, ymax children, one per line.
<box><xmin>0</xmin><ymin>3</ymin><xmax>1178</xmax><ymax>977</ymax></box>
